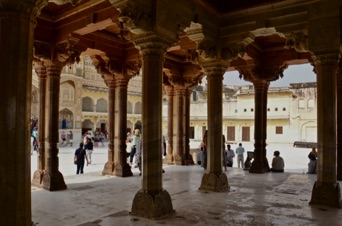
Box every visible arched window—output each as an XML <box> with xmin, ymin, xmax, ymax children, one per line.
<box><xmin>96</xmin><ymin>98</ymin><xmax>108</xmax><ymax>112</ymax></box>
<box><xmin>127</xmin><ymin>101</ymin><xmax>133</xmax><ymax>114</ymax></box>
<box><xmin>59</xmin><ymin>108</ymin><xmax>74</xmax><ymax>129</ymax></box>
<box><xmin>135</xmin><ymin>102</ymin><xmax>141</xmax><ymax>114</ymax></box>
<box><xmin>60</xmin><ymin>81</ymin><xmax>75</xmax><ymax>103</ymax></box>
<box><xmin>82</xmin><ymin>97</ymin><xmax>94</xmax><ymax>112</ymax></box>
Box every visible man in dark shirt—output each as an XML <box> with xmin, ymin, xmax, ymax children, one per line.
<box><xmin>74</xmin><ymin>143</ymin><xmax>89</xmax><ymax>174</ymax></box>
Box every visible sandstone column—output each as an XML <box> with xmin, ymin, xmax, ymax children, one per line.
<box><xmin>0</xmin><ymin>1</ymin><xmax>46</xmax><ymax>225</ymax></box>
<box><xmin>163</xmin><ymin>85</ymin><xmax>174</xmax><ymax>164</ymax></box>
<box><xmin>337</xmin><ymin>60</ymin><xmax>342</xmax><ymax>180</ymax></box>
<box><xmin>41</xmin><ymin>63</ymin><xmax>67</xmax><ymax>191</ymax></box>
<box><xmin>103</xmin><ymin>79</ymin><xmax>116</xmax><ymax>175</ymax></box>
<box><xmin>184</xmin><ymin>87</ymin><xmax>194</xmax><ymax>165</ymax></box>
<box><xmin>173</xmin><ymin>86</ymin><xmax>186</xmax><ymax>165</ymax></box>
<box><xmin>199</xmin><ymin>65</ymin><xmax>229</xmax><ymax>191</ymax></box>
<box><xmin>310</xmin><ymin>51</ymin><xmax>342</xmax><ymax>207</ymax></box>
<box><xmin>131</xmin><ymin>36</ymin><xmax>174</xmax><ymax>218</ymax></box>
<box><xmin>32</xmin><ymin>61</ymin><xmax>47</xmax><ymax>187</ymax></box>
<box><xmin>114</xmin><ymin>78</ymin><xmax>133</xmax><ymax>177</ymax></box>
<box><xmin>250</xmin><ymin>79</ymin><xmax>270</xmax><ymax>173</ymax></box>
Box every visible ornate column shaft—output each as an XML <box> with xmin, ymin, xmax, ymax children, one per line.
<box><xmin>114</xmin><ymin>78</ymin><xmax>132</xmax><ymax>177</ymax></box>
<box><xmin>199</xmin><ymin>65</ymin><xmax>229</xmax><ymax>191</ymax></box>
<box><xmin>0</xmin><ymin>1</ymin><xmax>47</xmax><ymax>225</ymax></box>
<box><xmin>173</xmin><ymin>86</ymin><xmax>186</xmax><ymax>165</ymax></box>
<box><xmin>310</xmin><ymin>51</ymin><xmax>342</xmax><ymax>207</ymax></box>
<box><xmin>163</xmin><ymin>85</ymin><xmax>174</xmax><ymax>164</ymax></box>
<box><xmin>32</xmin><ymin>62</ymin><xmax>47</xmax><ymax>187</ymax></box>
<box><xmin>184</xmin><ymin>88</ymin><xmax>194</xmax><ymax>165</ymax></box>
<box><xmin>337</xmin><ymin>60</ymin><xmax>342</xmax><ymax>180</ymax></box>
<box><xmin>250</xmin><ymin>79</ymin><xmax>270</xmax><ymax>173</ymax></box>
<box><xmin>41</xmin><ymin>63</ymin><xmax>67</xmax><ymax>191</ymax></box>
<box><xmin>103</xmin><ymin>79</ymin><xmax>116</xmax><ymax>175</ymax></box>
<box><xmin>131</xmin><ymin>36</ymin><xmax>174</xmax><ymax>218</ymax></box>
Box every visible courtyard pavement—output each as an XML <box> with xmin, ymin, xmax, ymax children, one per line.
<box><xmin>30</xmin><ymin>142</ymin><xmax>342</xmax><ymax>226</ymax></box>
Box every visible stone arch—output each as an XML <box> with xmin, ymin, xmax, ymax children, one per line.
<box><xmin>134</xmin><ymin>102</ymin><xmax>141</xmax><ymax>114</ymax></box>
<box><xmin>96</xmin><ymin>98</ymin><xmax>107</xmax><ymax>112</ymax></box>
<box><xmin>127</xmin><ymin>120</ymin><xmax>133</xmax><ymax>133</ymax></box>
<box><xmin>59</xmin><ymin>108</ymin><xmax>74</xmax><ymax>129</ymax></box>
<box><xmin>300</xmin><ymin>121</ymin><xmax>317</xmax><ymax>142</ymax></box>
<box><xmin>82</xmin><ymin>119</ymin><xmax>94</xmax><ymax>133</ymax></box>
<box><xmin>308</xmin><ymin>99</ymin><xmax>315</xmax><ymax>108</ymax></box>
<box><xmin>127</xmin><ymin>101</ymin><xmax>133</xmax><ymax>114</ymax></box>
<box><xmin>60</xmin><ymin>81</ymin><xmax>75</xmax><ymax>103</ymax></box>
<box><xmin>82</xmin><ymin>96</ymin><xmax>94</xmax><ymax>112</ymax></box>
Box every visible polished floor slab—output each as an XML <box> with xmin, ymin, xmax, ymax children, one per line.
<box><xmin>31</xmin><ymin>164</ymin><xmax>342</xmax><ymax>226</ymax></box>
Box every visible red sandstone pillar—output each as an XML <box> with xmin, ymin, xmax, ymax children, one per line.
<box><xmin>163</xmin><ymin>85</ymin><xmax>174</xmax><ymax>164</ymax></box>
<box><xmin>131</xmin><ymin>36</ymin><xmax>174</xmax><ymax>218</ymax></box>
<box><xmin>32</xmin><ymin>61</ymin><xmax>47</xmax><ymax>187</ymax></box>
<box><xmin>41</xmin><ymin>63</ymin><xmax>67</xmax><ymax>191</ymax></box>
<box><xmin>250</xmin><ymin>79</ymin><xmax>270</xmax><ymax>173</ymax></box>
<box><xmin>103</xmin><ymin>79</ymin><xmax>116</xmax><ymax>175</ymax></box>
<box><xmin>310</xmin><ymin>51</ymin><xmax>342</xmax><ymax>207</ymax></box>
<box><xmin>0</xmin><ymin>1</ymin><xmax>46</xmax><ymax>224</ymax></box>
<box><xmin>184</xmin><ymin>88</ymin><xmax>194</xmax><ymax>165</ymax></box>
<box><xmin>114</xmin><ymin>78</ymin><xmax>133</xmax><ymax>177</ymax></box>
<box><xmin>199</xmin><ymin>65</ymin><xmax>229</xmax><ymax>191</ymax></box>
<box><xmin>173</xmin><ymin>86</ymin><xmax>186</xmax><ymax>165</ymax></box>
<box><xmin>337</xmin><ymin>60</ymin><xmax>342</xmax><ymax>181</ymax></box>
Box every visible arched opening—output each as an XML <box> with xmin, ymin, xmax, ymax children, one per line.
<box><xmin>134</xmin><ymin>102</ymin><xmax>141</xmax><ymax>114</ymax></box>
<box><xmin>82</xmin><ymin>97</ymin><xmax>94</xmax><ymax>112</ymax></box>
<box><xmin>96</xmin><ymin>98</ymin><xmax>107</xmax><ymax>112</ymax></box>
<box><xmin>59</xmin><ymin>108</ymin><xmax>74</xmax><ymax>129</ymax></box>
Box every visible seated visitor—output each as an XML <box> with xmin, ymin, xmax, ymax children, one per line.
<box><xmin>271</xmin><ymin>150</ymin><xmax>284</xmax><ymax>172</ymax></box>
<box><xmin>307</xmin><ymin>147</ymin><xmax>317</xmax><ymax>174</ymax></box>
<box><xmin>243</xmin><ymin>156</ymin><xmax>252</xmax><ymax>170</ymax></box>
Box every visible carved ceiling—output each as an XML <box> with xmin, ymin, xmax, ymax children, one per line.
<box><xmin>33</xmin><ymin>0</ymin><xmax>324</xmax><ymax>81</ymax></box>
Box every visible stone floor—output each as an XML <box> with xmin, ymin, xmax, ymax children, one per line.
<box><xmin>31</xmin><ymin>163</ymin><xmax>342</xmax><ymax>226</ymax></box>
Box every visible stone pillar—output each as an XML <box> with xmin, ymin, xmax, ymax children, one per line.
<box><xmin>309</xmin><ymin>51</ymin><xmax>342</xmax><ymax>207</ymax></box>
<box><xmin>0</xmin><ymin>1</ymin><xmax>46</xmax><ymax>225</ymax></box>
<box><xmin>199</xmin><ymin>65</ymin><xmax>229</xmax><ymax>191</ymax></box>
<box><xmin>337</xmin><ymin>60</ymin><xmax>342</xmax><ymax>180</ymax></box>
<box><xmin>173</xmin><ymin>86</ymin><xmax>186</xmax><ymax>165</ymax></box>
<box><xmin>163</xmin><ymin>86</ymin><xmax>174</xmax><ymax>164</ymax></box>
<box><xmin>103</xmin><ymin>79</ymin><xmax>116</xmax><ymax>175</ymax></box>
<box><xmin>32</xmin><ymin>62</ymin><xmax>47</xmax><ymax>187</ymax></box>
<box><xmin>184</xmin><ymin>88</ymin><xmax>194</xmax><ymax>165</ymax></box>
<box><xmin>249</xmin><ymin>79</ymin><xmax>270</xmax><ymax>173</ymax></box>
<box><xmin>131</xmin><ymin>36</ymin><xmax>174</xmax><ymax>218</ymax></box>
<box><xmin>41</xmin><ymin>63</ymin><xmax>67</xmax><ymax>191</ymax></box>
<box><xmin>114</xmin><ymin>78</ymin><xmax>133</xmax><ymax>177</ymax></box>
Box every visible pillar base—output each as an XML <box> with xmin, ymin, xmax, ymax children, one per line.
<box><xmin>309</xmin><ymin>181</ymin><xmax>342</xmax><ymax>208</ymax></box>
<box><xmin>163</xmin><ymin>154</ymin><xmax>173</xmax><ymax>164</ymax></box>
<box><xmin>102</xmin><ymin>161</ymin><xmax>115</xmax><ymax>175</ymax></box>
<box><xmin>249</xmin><ymin>159</ymin><xmax>270</xmax><ymax>174</ymax></box>
<box><xmin>42</xmin><ymin>171</ymin><xmax>66</xmax><ymax>191</ymax></box>
<box><xmin>199</xmin><ymin>172</ymin><xmax>229</xmax><ymax>192</ymax></box>
<box><xmin>184</xmin><ymin>154</ymin><xmax>194</xmax><ymax>165</ymax></box>
<box><xmin>114</xmin><ymin>163</ymin><xmax>133</xmax><ymax>177</ymax></box>
<box><xmin>31</xmin><ymin>170</ymin><xmax>44</xmax><ymax>187</ymax></box>
<box><xmin>131</xmin><ymin>189</ymin><xmax>174</xmax><ymax>219</ymax></box>
<box><xmin>173</xmin><ymin>154</ymin><xmax>184</xmax><ymax>165</ymax></box>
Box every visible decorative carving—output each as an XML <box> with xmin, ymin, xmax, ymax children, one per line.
<box><xmin>131</xmin><ymin>189</ymin><xmax>174</xmax><ymax>219</ymax></box>
<box><xmin>198</xmin><ymin>39</ymin><xmax>217</xmax><ymax>59</ymax></box>
<box><xmin>48</xmin><ymin>0</ymin><xmax>82</xmax><ymax>5</ymax></box>
<box><xmin>221</xmin><ymin>43</ymin><xmax>245</xmax><ymax>61</ymax></box>
<box><xmin>286</xmin><ymin>31</ymin><xmax>309</xmax><ymax>53</ymax></box>
<box><xmin>134</xmin><ymin>35</ymin><xmax>173</xmax><ymax>57</ymax></box>
<box><xmin>199</xmin><ymin>172</ymin><xmax>229</xmax><ymax>192</ymax></box>
<box><xmin>237</xmin><ymin>64</ymin><xmax>287</xmax><ymax>82</ymax></box>
<box><xmin>311</xmin><ymin>50</ymin><xmax>340</xmax><ymax>67</ymax></box>
<box><xmin>204</xmin><ymin>64</ymin><xmax>226</xmax><ymax>79</ymax></box>
<box><xmin>310</xmin><ymin>181</ymin><xmax>342</xmax><ymax>208</ymax></box>
<box><xmin>0</xmin><ymin>0</ymin><xmax>48</xmax><ymax>18</ymax></box>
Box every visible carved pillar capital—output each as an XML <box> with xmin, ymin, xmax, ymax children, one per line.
<box><xmin>237</xmin><ymin>64</ymin><xmax>286</xmax><ymax>83</ymax></box>
<box><xmin>311</xmin><ymin>50</ymin><xmax>340</xmax><ymax>67</ymax></box>
<box><xmin>0</xmin><ymin>0</ymin><xmax>48</xmax><ymax>18</ymax></box>
<box><xmin>204</xmin><ymin>64</ymin><xmax>226</xmax><ymax>79</ymax></box>
<box><xmin>163</xmin><ymin>85</ymin><xmax>174</xmax><ymax>96</ymax></box>
<box><xmin>134</xmin><ymin>35</ymin><xmax>172</xmax><ymax>58</ymax></box>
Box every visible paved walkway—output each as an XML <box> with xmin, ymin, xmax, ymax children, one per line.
<box><xmin>31</xmin><ymin>145</ymin><xmax>342</xmax><ymax>226</ymax></box>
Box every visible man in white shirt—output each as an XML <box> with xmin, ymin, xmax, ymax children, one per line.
<box><xmin>235</xmin><ymin>143</ymin><xmax>245</xmax><ymax>168</ymax></box>
<box><xmin>226</xmin><ymin>144</ymin><xmax>235</xmax><ymax>167</ymax></box>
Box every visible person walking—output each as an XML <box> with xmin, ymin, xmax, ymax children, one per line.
<box><xmin>235</xmin><ymin>143</ymin><xmax>245</xmax><ymax>168</ymax></box>
<box><xmin>69</xmin><ymin>131</ymin><xmax>73</xmax><ymax>147</ymax></box>
<box><xmin>129</xmin><ymin>129</ymin><xmax>141</xmax><ymax>166</ymax></box>
<box><xmin>85</xmin><ymin>139</ymin><xmax>94</xmax><ymax>165</ymax></box>
<box><xmin>74</xmin><ymin>143</ymin><xmax>89</xmax><ymax>174</ymax></box>
<box><xmin>226</xmin><ymin>144</ymin><xmax>235</xmax><ymax>167</ymax></box>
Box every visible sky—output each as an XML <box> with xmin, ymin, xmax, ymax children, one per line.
<box><xmin>223</xmin><ymin>64</ymin><xmax>316</xmax><ymax>87</ymax></box>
